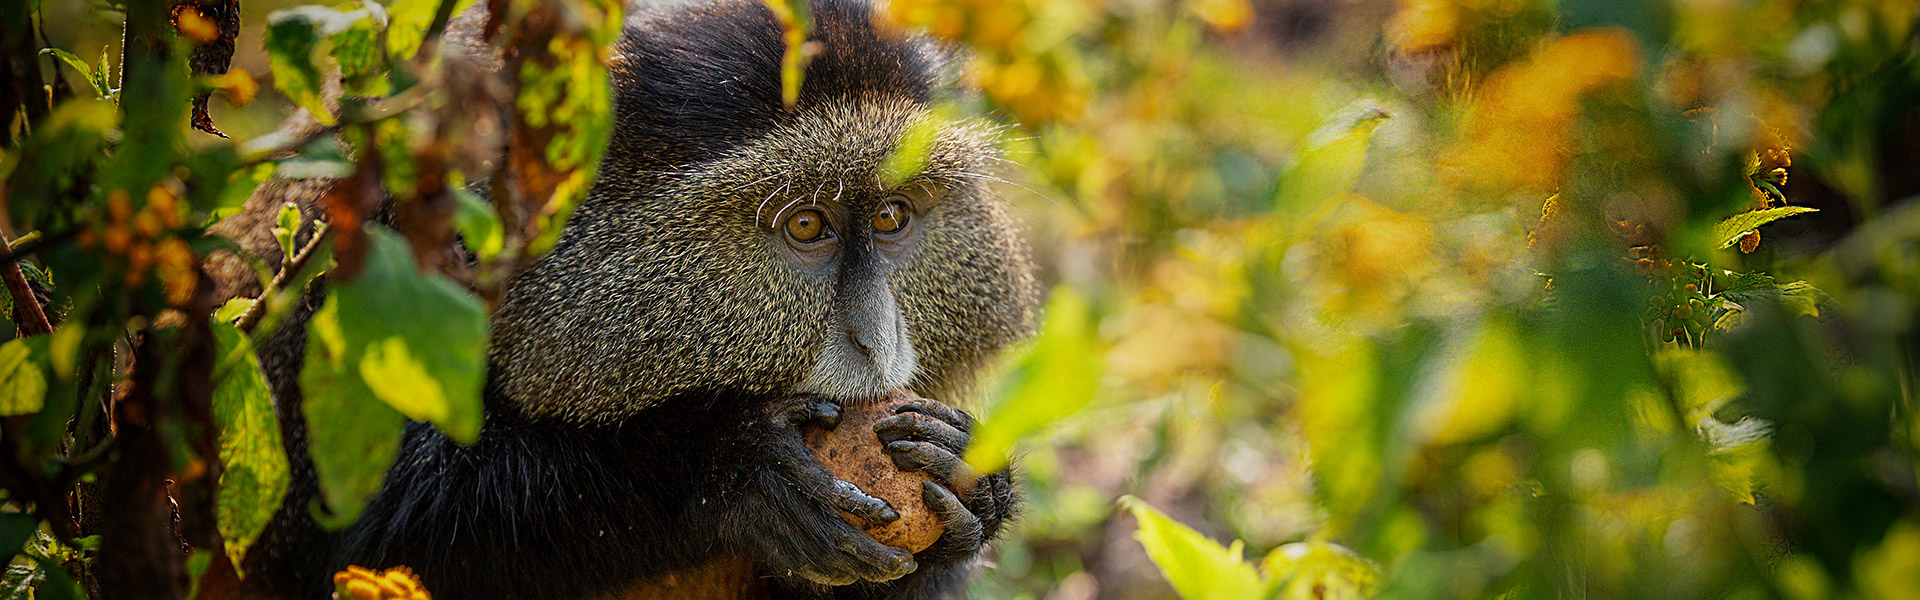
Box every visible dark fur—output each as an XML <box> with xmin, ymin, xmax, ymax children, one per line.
<box><xmin>233</xmin><ymin>0</ymin><xmax>1037</xmax><ymax>598</ymax></box>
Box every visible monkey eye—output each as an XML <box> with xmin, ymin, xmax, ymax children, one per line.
<box><xmin>785</xmin><ymin>208</ymin><xmax>832</xmax><ymax>243</ymax></box>
<box><xmin>873</xmin><ymin>199</ymin><xmax>911</xmax><ymax>234</ymax></box>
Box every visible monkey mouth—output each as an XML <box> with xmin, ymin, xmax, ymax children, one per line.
<box><xmin>793</xmin><ymin>328</ymin><xmax>919</xmax><ymax>400</ymax></box>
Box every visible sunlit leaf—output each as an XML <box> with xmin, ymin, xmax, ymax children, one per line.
<box><xmin>330</xmin><ymin>2</ymin><xmax>392</xmax><ymax>97</ymax></box>
<box><xmin>0</xmin><ymin>340</ymin><xmax>47</xmax><ymax>417</ymax></box>
<box><xmin>1293</xmin><ymin>337</ymin><xmax>1381</xmax><ymax>522</ymax></box>
<box><xmin>1120</xmin><ymin>496</ymin><xmax>1264</xmax><ymax>600</ymax></box>
<box><xmin>1712</xmin><ymin>206</ymin><xmax>1817</xmax><ymax>249</ymax></box>
<box><xmin>265</xmin><ymin>8</ymin><xmax>337</xmax><ymax>125</ymax></box>
<box><xmin>210</xmin><ymin>323</ymin><xmax>291</xmax><ymax>575</ymax></box>
<box><xmin>879</xmin><ymin>107</ymin><xmax>949</xmax><ymax>188</ymax></box>
<box><xmin>300</xmin><ymin>227</ymin><xmax>488</xmax><ymax>528</ymax></box>
<box><xmin>1856</xmin><ymin>518</ymin><xmax>1920</xmax><ymax>600</ymax></box>
<box><xmin>329</xmin><ymin>227</ymin><xmax>488</xmax><ymax>442</ymax></box>
<box><xmin>215</xmin><ymin>298</ymin><xmax>254</xmax><ymax>324</ymax></box>
<box><xmin>300</xmin><ymin>296</ymin><xmax>406</xmax><ymax>530</ymax></box>
<box><xmin>39</xmin><ymin>48</ymin><xmax>105</xmax><ymax>98</ymax></box>
<box><xmin>1274</xmin><ymin>101</ymin><xmax>1388</xmax><ymax>215</ymax></box>
<box><xmin>1416</xmin><ymin>318</ymin><xmax>1525</xmax><ymax>446</ymax></box>
<box><xmin>388</xmin><ymin>0</ymin><xmax>477</xmax><ymax>59</ymax></box>
<box><xmin>265</xmin><ymin>2</ymin><xmax>390</xmax><ymax>124</ymax></box>
<box><xmin>963</xmin><ymin>286</ymin><xmax>1104</xmax><ymax>474</ymax></box>
<box><xmin>763</xmin><ymin>0</ymin><xmax>813</xmax><ymax>106</ymax></box>
<box><xmin>1655</xmin><ymin>348</ymin><xmax>1744</xmax><ymax>413</ymax></box>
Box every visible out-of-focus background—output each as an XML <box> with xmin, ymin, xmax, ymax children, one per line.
<box><xmin>36</xmin><ymin>0</ymin><xmax>1920</xmax><ymax>598</ymax></box>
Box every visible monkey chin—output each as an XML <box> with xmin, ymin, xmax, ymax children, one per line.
<box><xmin>802</xmin><ymin>389</ymin><xmax>947</xmax><ymax>553</ymax></box>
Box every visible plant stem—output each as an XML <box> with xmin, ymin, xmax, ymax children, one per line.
<box><xmin>237</xmin><ymin>221</ymin><xmax>330</xmax><ymax>333</ymax></box>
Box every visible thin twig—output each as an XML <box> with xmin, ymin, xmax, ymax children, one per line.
<box><xmin>237</xmin><ymin>221</ymin><xmax>330</xmax><ymax>333</ymax></box>
<box><xmin>236</xmin><ymin>79</ymin><xmax>439</xmax><ymax>165</ymax></box>
<box><xmin>1</xmin><ymin>234</ymin><xmax>52</xmax><ymax>337</ymax></box>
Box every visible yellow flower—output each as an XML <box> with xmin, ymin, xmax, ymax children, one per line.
<box><xmin>333</xmin><ymin>565</ymin><xmax>432</xmax><ymax>600</ymax></box>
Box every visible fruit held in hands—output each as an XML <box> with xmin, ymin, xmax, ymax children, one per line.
<box><xmin>802</xmin><ymin>390</ymin><xmax>945</xmax><ymax>553</ymax></box>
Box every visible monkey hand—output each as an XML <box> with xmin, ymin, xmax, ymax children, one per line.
<box><xmin>746</xmin><ymin>396</ymin><xmax>922</xmax><ymax>586</ymax></box>
<box><xmin>873</xmin><ymin>398</ymin><xmax>1016</xmax><ymax>565</ymax></box>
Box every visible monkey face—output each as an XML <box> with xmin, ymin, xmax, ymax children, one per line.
<box><xmin>486</xmin><ymin>0</ymin><xmax>1038</xmax><ymax>423</ymax></box>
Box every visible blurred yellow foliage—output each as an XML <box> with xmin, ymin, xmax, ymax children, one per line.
<box><xmin>1446</xmin><ymin>29</ymin><xmax>1640</xmax><ymax>194</ymax></box>
<box><xmin>1416</xmin><ymin>318</ymin><xmax>1524</xmax><ymax>447</ymax></box>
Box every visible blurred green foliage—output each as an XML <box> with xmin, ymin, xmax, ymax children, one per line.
<box><xmin>898</xmin><ymin>0</ymin><xmax>1920</xmax><ymax>599</ymax></box>
<box><xmin>2</xmin><ymin>0</ymin><xmax>1917</xmax><ymax>598</ymax></box>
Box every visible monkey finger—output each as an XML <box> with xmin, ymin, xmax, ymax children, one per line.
<box><xmin>819</xmin><ymin>477</ymin><xmax>901</xmax><ymax>526</ymax></box>
<box><xmin>884</xmin><ymin>440</ymin><xmax>981</xmax><ymax>495</ymax></box>
<box><xmin>833</xmin><ymin>530</ymin><xmax>919</xmax><ymax>582</ymax></box>
<box><xmin>873</xmin><ymin>412</ymin><xmax>969</xmax><ymax>454</ymax></box>
<box><xmin>783</xmin><ymin>397</ymin><xmax>843</xmax><ymax>430</ymax></box>
<box><xmin>921</xmin><ymin>480</ymin><xmax>985</xmax><ymax>552</ymax></box>
<box><xmin>893</xmin><ymin>399</ymin><xmax>974</xmax><ymax>433</ymax></box>
<box><xmin>792</xmin><ymin>566</ymin><xmax>858</xmax><ymax>587</ymax></box>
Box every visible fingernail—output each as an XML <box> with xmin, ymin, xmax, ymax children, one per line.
<box><xmin>886</xmin><ymin>441</ymin><xmax>916</xmax><ymax>453</ymax></box>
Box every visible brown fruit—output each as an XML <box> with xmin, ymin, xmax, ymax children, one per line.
<box><xmin>802</xmin><ymin>390</ymin><xmax>945</xmax><ymax>553</ymax></box>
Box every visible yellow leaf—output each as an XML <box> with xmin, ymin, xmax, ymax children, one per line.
<box><xmin>1120</xmin><ymin>496</ymin><xmax>1264</xmax><ymax>600</ymax></box>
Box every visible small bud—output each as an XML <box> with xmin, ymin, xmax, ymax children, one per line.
<box><xmin>274</xmin><ymin>202</ymin><xmax>302</xmax><ymax>261</ymax></box>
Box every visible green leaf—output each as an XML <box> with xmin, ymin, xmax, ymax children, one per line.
<box><xmin>38</xmin><ymin>48</ymin><xmax>105</xmax><ymax>98</ymax></box>
<box><xmin>210</xmin><ymin>323</ymin><xmax>291</xmax><ymax>574</ymax></box>
<box><xmin>389</xmin><ymin>0</ymin><xmax>477</xmax><ymax>59</ymax></box>
<box><xmin>1259</xmin><ymin>542</ymin><xmax>1382</xmax><ymax>600</ymax></box>
<box><xmin>301</xmin><ymin>226</ymin><xmax>490</xmax><ymax>527</ymax></box>
<box><xmin>963</xmin><ymin>286</ymin><xmax>1104</xmax><ymax>474</ymax></box>
<box><xmin>341</xmin><ymin>228</ymin><xmax>488</xmax><ymax>441</ymax></box>
<box><xmin>274</xmin><ymin>137</ymin><xmax>354</xmax><ymax>180</ymax></box>
<box><xmin>264</xmin><ymin>3</ymin><xmax>390</xmax><ymax>124</ymax></box>
<box><xmin>0</xmin><ymin>339</ymin><xmax>47</xmax><ymax>416</ymax></box>
<box><xmin>1274</xmin><ymin>100</ymin><xmax>1389</xmax><ymax>215</ymax></box>
<box><xmin>763</xmin><ymin>0</ymin><xmax>813</xmax><ymax>106</ymax></box>
<box><xmin>215</xmin><ymin>298</ymin><xmax>254</xmax><ymax>324</ymax></box>
<box><xmin>331</xmin><ymin>1</ymin><xmax>391</xmax><ymax>97</ymax></box>
<box><xmin>879</xmin><ymin>106</ymin><xmax>949</xmax><ymax>188</ymax></box>
<box><xmin>26</xmin><ymin>556</ymin><xmax>80</xmax><ymax>600</ymax></box>
<box><xmin>93</xmin><ymin>44</ymin><xmax>115</xmax><ymax>98</ymax></box>
<box><xmin>274</xmin><ymin>201</ymin><xmax>303</xmax><ymax>261</ymax></box>
<box><xmin>1655</xmin><ymin>348</ymin><xmax>1744</xmax><ymax>414</ymax></box>
<box><xmin>451</xmin><ymin>186</ymin><xmax>504</xmax><ymax>261</ymax></box>
<box><xmin>1120</xmin><ymin>496</ymin><xmax>1264</xmax><ymax>600</ymax></box>
<box><xmin>266</xmin><ymin>8</ymin><xmax>337</xmax><ymax>125</ymax></box>
<box><xmin>1712</xmin><ymin>206</ymin><xmax>1818</xmax><ymax>249</ymax></box>
<box><xmin>300</xmin><ymin>296</ymin><xmax>407</xmax><ymax>530</ymax></box>
<box><xmin>1717</xmin><ymin>274</ymin><xmax>1827</xmax><ymax>323</ymax></box>
<box><xmin>1777</xmin><ymin>281</ymin><xmax>1826</xmax><ymax>318</ymax></box>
